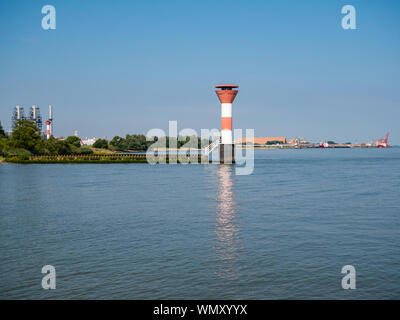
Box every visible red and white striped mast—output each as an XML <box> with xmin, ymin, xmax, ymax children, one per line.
<box><xmin>45</xmin><ymin>105</ymin><xmax>53</xmax><ymax>139</ymax></box>
<box><xmin>215</xmin><ymin>85</ymin><xmax>239</xmax><ymax>163</ymax></box>
<box><xmin>45</xmin><ymin>120</ymin><xmax>51</xmax><ymax>139</ymax></box>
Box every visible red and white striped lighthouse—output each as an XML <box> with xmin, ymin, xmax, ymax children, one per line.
<box><xmin>215</xmin><ymin>85</ymin><xmax>238</xmax><ymax>163</ymax></box>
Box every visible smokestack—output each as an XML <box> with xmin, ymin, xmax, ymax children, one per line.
<box><xmin>32</xmin><ymin>105</ymin><xmax>37</xmax><ymax>120</ymax></box>
<box><xmin>46</xmin><ymin>120</ymin><xmax>51</xmax><ymax>140</ymax></box>
<box><xmin>48</xmin><ymin>105</ymin><xmax>53</xmax><ymax>137</ymax></box>
<box><xmin>16</xmin><ymin>105</ymin><xmax>23</xmax><ymax>120</ymax></box>
<box><xmin>44</xmin><ymin>105</ymin><xmax>54</xmax><ymax>139</ymax></box>
<box><xmin>215</xmin><ymin>85</ymin><xmax>238</xmax><ymax>164</ymax></box>
<box><xmin>30</xmin><ymin>105</ymin><xmax>43</xmax><ymax>133</ymax></box>
<box><xmin>12</xmin><ymin>105</ymin><xmax>25</xmax><ymax>131</ymax></box>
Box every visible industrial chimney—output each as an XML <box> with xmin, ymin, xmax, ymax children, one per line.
<box><xmin>12</xmin><ymin>105</ymin><xmax>25</xmax><ymax>130</ymax></box>
<box><xmin>30</xmin><ymin>105</ymin><xmax>43</xmax><ymax>132</ymax></box>
<box><xmin>45</xmin><ymin>105</ymin><xmax>53</xmax><ymax>139</ymax></box>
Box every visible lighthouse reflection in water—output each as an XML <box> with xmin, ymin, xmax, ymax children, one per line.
<box><xmin>215</xmin><ymin>165</ymin><xmax>242</xmax><ymax>281</ymax></box>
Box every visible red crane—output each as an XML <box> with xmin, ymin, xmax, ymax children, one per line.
<box><xmin>373</xmin><ymin>132</ymin><xmax>391</xmax><ymax>148</ymax></box>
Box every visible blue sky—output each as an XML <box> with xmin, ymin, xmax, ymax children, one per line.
<box><xmin>0</xmin><ymin>0</ymin><xmax>399</xmax><ymax>144</ymax></box>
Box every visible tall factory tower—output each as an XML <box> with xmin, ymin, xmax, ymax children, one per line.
<box><xmin>215</xmin><ymin>85</ymin><xmax>238</xmax><ymax>164</ymax></box>
<box><xmin>29</xmin><ymin>105</ymin><xmax>43</xmax><ymax>133</ymax></box>
<box><xmin>12</xmin><ymin>105</ymin><xmax>25</xmax><ymax>130</ymax></box>
<box><xmin>45</xmin><ymin>105</ymin><xmax>53</xmax><ymax>139</ymax></box>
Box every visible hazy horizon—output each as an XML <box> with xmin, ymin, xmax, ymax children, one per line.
<box><xmin>1</xmin><ymin>0</ymin><xmax>399</xmax><ymax>144</ymax></box>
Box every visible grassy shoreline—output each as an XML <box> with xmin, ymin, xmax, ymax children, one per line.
<box><xmin>2</xmin><ymin>154</ymin><xmax>208</xmax><ymax>164</ymax></box>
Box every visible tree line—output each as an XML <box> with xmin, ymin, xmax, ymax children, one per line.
<box><xmin>0</xmin><ymin>120</ymin><xmax>211</xmax><ymax>160</ymax></box>
<box><xmin>100</xmin><ymin>135</ymin><xmax>210</xmax><ymax>151</ymax></box>
<box><xmin>0</xmin><ymin>120</ymin><xmax>93</xmax><ymax>158</ymax></box>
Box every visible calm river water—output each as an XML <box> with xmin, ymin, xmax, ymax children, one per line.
<box><xmin>1</xmin><ymin>148</ymin><xmax>400</xmax><ymax>299</ymax></box>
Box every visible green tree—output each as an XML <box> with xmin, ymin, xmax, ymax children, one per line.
<box><xmin>76</xmin><ymin>146</ymin><xmax>93</xmax><ymax>155</ymax></box>
<box><xmin>70</xmin><ymin>144</ymin><xmax>93</xmax><ymax>154</ymax></box>
<box><xmin>178</xmin><ymin>135</ymin><xmax>199</xmax><ymax>148</ymax></box>
<box><xmin>125</xmin><ymin>134</ymin><xmax>149</xmax><ymax>150</ymax></box>
<box><xmin>10</xmin><ymin>120</ymin><xmax>44</xmax><ymax>153</ymax></box>
<box><xmin>0</xmin><ymin>137</ymin><xmax>6</xmax><ymax>156</ymax></box>
<box><xmin>110</xmin><ymin>136</ymin><xmax>127</xmax><ymax>151</ymax></box>
<box><xmin>265</xmin><ymin>141</ymin><xmax>284</xmax><ymax>145</ymax></box>
<box><xmin>65</xmin><ymin>136</ymin><xmax>82</xmax><ymax>148</ymax></box>
<box><xmin>93</xmin><ymin>138</ymin><xmax>108</xmax><ymax>149</ymax></box>
<box><xmin>0</xmin><ymin>121</ymin><xmax>6</xmax><ymax>138</ymax></box>
<box><xmin>44</xmin><ymin>137</ymin><xmax>72</xmax><ymax>155</ymax></box>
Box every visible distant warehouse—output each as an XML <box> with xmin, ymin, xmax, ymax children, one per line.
<box><xmin>236</xmin><ymin>137</ymin><xmax>287</xmax><ymax>145</ymax></box>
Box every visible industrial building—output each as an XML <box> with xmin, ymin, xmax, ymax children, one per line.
<box><xmin>236</xmin><ymin>137</ymin><xmax>287</xmax><ymax>145</ymax></box>
<box><xmin>11</xmin><ymin>104</ymin><xmax>53</xmax><ymax>138</ymax></box>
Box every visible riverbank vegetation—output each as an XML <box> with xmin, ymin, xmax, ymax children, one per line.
<box><xmin>0</xmin><ymin>120</ymin><xmax>210</xmax><ymax>163</ymax></box>
<box><xmin>108</xmin><ymin>134</ymin><xmax>209</xmax><ymax>152</ymax></box>
<box><xmin>4</xmin><ymin>153</ymin><xmax>206</xmax><ymax>164</ymax></box>
<box><xmin>0</xmin><ymin>120</ymin><xmax>94</xmax><ymax>160</ymax></box>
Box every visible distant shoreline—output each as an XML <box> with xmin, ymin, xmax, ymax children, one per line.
<box><xmin>1</xmin><ymin>146</ymin><xmax>397</xmax><ymax>164</ymax></box>
<box><xmin>2</xmin><ymin>154</ymin><xmax>208</xmax><ymax>164</ymax></box>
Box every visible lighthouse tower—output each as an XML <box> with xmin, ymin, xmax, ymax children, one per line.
<box><xmin>215</xmin><ymin>85</ymin><xmax>238</xmax><ymax>164</ymax></box>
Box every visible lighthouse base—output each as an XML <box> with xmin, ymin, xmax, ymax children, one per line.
<box><xmin>219</xmin><ymin>144</ymin><xmax>235</xmax><ymax>164</ymax></box>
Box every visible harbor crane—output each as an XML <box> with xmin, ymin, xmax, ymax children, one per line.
<box><xmin>373</xmin><ymin>132</ymin><xmax>391</xmax><ymax>148</ymax></box>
